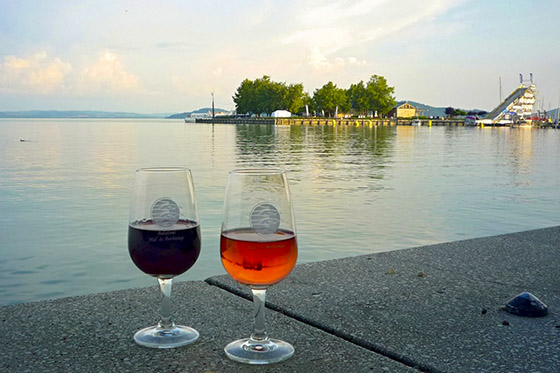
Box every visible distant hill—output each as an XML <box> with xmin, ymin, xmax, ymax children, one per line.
<box><xmin>396</xmin><ymin>101</ymin><xmax>445</xmax><ymax>118</ymax></box>
<box><xmin>0</xmin><ymin>108</ymin><xmax>230</xmax><ymax>119</ymax></box>
<box><xmin>396</xmin><ymin>101</ymin><xmax>484</xmax><ymax>118</ymax></box>
<box><xmin>168</xmin><ymin>103</ymin><xmax>476</xmax><ymax>119</ymax></box>
<box><xmin>4</xmin><ymin>105</ymin><xmax>555</xmax><ymax>121</ymax></box>
<box><xmin>0</xmin><ymin>110</ymin><xmax>171</xmax><ymax>119</ymax></box>
<box><xmin>166</xmin><ymin>107</ymin><xmax>228</xmax><ymax>119</ymax></box>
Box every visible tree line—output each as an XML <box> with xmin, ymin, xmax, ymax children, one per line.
<box><xmin>233</xmin><ymin>75</ymin><xmax>397</xmax><ymax>117</ymax></box>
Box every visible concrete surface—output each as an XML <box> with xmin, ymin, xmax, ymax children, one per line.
<box><xmin>2</xmin><ymin>226</ymin><xmax>559</xmax><ymax>372</ymax></box>
<box><xmin>208</xmin><ymin>226</ymin><xmax>560</xmax><ymax>373</ymax></box>
<box><xmin>1</xmin><ymin>281</ymin><xmax>414</xmax><ymax>373</ymax></box>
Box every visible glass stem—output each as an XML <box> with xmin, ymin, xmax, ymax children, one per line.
<box><xmin>250</xmin><ymin>288</ymin><xmax>269</xmax><ymax>342</ymax></box>
<box><xmin>158</xmin><ymin>278</ymin><xmax>175</xmax><ymax>329</ymax></box>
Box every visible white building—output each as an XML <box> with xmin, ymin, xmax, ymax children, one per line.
<box><xmin>271</xmin><ymin>110</ymin><xmax>292</xmax><ymax>118</ymax></box>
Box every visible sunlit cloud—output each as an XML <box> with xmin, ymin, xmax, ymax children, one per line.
<box><xmin>78</xmin><ymin>52</ymin><xmax>140</xmax><ymax>93</ymax></box>
<box><xmin>0</xmin><ymin>52</ymin><xmax>72</xmax><ymax>94</ymax></box>
<box><xmin>299</xmin><ymin>0</ymin><xmax>389</xmax><ymax>26</ymax></box>
<box><xmin>0</xmin><ymin>51</ymin><xmax>141</xmax><ymax>95</ymax></box>
<box><xmin>308</xmin><ymin>48</ymin><xmax>367</xmax><ymax>72</ymax></box>
<box><xmin>348</xmin><ymin>57</ymin><xmax>366</xmax><ymax>66</ymax></box>
<box><xmin>213</xmin><ymin>67</ymin><xmax>223</xmax><ymax>77</ymax></box>
<box><xmin>283</xmin><ymin>0</ymin><xmax>466</xmax><ymax>71</ymax></box>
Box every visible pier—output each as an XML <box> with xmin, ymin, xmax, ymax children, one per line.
<box><xmin>196</xmin><ymin>118</ymin><xmax>468</xmax><ymax>126</ymax></box>
<box><xmin>2</xmin><ymin>226</ymin><xmax>559</xmax><ymax>372</ymax></box>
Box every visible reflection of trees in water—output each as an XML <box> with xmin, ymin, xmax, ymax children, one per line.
<box><xmin>310</xmin><ymin>125</ymin><xmax>395</xmax><ymax>186</ymax></box>
<box><xmin>235</xmin><ymin>124</ymin><xmax>309</xmax><ymax>168</ymax></box>
<box><xmin>235</xmin><ymin>124</ymin><xmax>276</xmax><ymax>152</ymax></box>
<box><xmin>234</xmin><ymin>124</ymin><xmax>280</xmax><ymax>166</ymax></box>
<box><xmin>234</xmin><ymin>124</ymin><xmax>396</xmax><ymax>186</ymax></box>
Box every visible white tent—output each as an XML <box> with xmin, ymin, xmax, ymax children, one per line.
<box><xmin>271</xmin><ymin>110</ymin><xmax>291</xmax><ymax>118</ymax></box>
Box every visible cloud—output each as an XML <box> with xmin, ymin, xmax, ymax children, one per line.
<box><xmin>0</xmin><ymin>51</ymin><xmax>141</xmax><ymax>95</ymax></box>
<box><xmin>213</xmin><ymin>67</ymin><xmax>223</xmax><ymax>77</ymax></box>
<box><xmin>308</xmin><ymin>48</ymin><xmax>366</xmax><ymax>72</ymax></box>
<box><xmin>283</xmin><ymin>0</ymin><xmax>466</xmax><ymax>71</ymax></box>
<box><xmin>348</xmin><ymin>57</ymin><xmax>366</xmax><ymax>66</ymax></box>
<box><xmin>79</xmin><ymin>52</ymin><xmax>140</xmax><ymax>93</ymax></box>
<box><xmin>0</xmin><ymin>52</ymin><xmax>72</xmax><ymax>94</ymax></box>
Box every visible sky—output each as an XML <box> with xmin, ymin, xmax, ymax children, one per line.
<box><xmin>0</xmin><ymin>0</ymin><xmax>559</xmax><ymax>113</ymax></box>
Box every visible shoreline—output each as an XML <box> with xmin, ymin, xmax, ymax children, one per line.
<box><xmin>196</xmin><ymin>117</ymin><xmax>558</xmax><ymax>128</ymax></box>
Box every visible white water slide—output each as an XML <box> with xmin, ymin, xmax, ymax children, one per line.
<box><xmin>479</xmin><ymin>84</ymin><xmax>536</xmax><ymax>125</ymax></box>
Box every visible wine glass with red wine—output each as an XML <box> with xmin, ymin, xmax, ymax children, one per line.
<box><xmin>128</xmin><ymin>167</ymin><xmax>201</xmax><ymax>348</ymax></box>
<box><xmin>220</xmin><ymin>168</ymin><xmax>298</xmax><ymax>364</ymax></box>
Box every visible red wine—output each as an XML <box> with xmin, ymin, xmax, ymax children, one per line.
<box><xmin>128</xmin><ymin>219</ymin><xmax>201</xmax><ymax>277</ymax></box>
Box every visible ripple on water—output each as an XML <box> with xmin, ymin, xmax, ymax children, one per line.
<box><xmin>11</xmin><ymin>270</ymin><xmax>36</xmax><ymax>275</ymax></box>
<box><xmin>1</xmin><ymin>121</ymin><xmax>560</xmax><ymax>305</ymax></box>
<box><xmin>40</xmin><ymin>279</ymin><xmax>68</xmax><ymax>285</ymax></box>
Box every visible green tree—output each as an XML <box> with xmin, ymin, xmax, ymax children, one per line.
<box><xmin>233</xmin><ymin>76</ymin><xmax>307</xmax><ymax>115</ymax></box>
<box><xmin>253</xmin><ymin>76</ymin><xmax>282</xmax><ymax>114</ymax></box>
<box><xmin>301</xmin><ymin>92</ymin><xmax>312</xmax><ymax>115</ymax></box>
<box><xmin>233</xmin><ymin>76</ymin><xmax>280</xmax><ymax>115</ymax></box>
<box><xmin>365</xmin><ymin>75</ymin><xmax>396</xmax><ymax>116</ymax></box>
<box><xmin>284</xmin><ymin>83</ymin><xmax>306</xmax><ymax>114</ymax></box>
<box><xmin>347</xmin><ymin>81</ymin><xmax>369</xmax><ymax>115</ymax></box>
<box><xmin>233</xmin><ymin>78</ymin><xmax>257</xmax><ymax>115</ymax></box>
<box><xmin>312</xmin><ymin>81</ymin><xmax>350</xmax><ymax>117</ymax></box>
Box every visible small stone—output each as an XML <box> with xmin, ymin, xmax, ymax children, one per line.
<box><xmin>481</xmin><ymin>308</ymin><xmax>488</xmax><ymax>315</ymax></box>
<box><xmin>504</xmin><ymin>292</ymin><xmax>548</xmax><ymax>317</ymax></box>
<box><xmin>502</xmin><ymin>320</ymin><xmax>510</xmax><ymax>326</ymax></box>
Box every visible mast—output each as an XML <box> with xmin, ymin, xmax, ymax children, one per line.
<box><xmin>211</xmin><ymin>92</ymin><xmax>215</xmax><ymax>124</ymax></box>
<box><xmin>211</xmin><ymin>92</ymin><xmax>215</xmax><ymax>119</ymax></box>
<box><xmin>499</xmin><ymin>76</ymin><xmax>502</xmax><ymax>103</ymax></box>
<box><xmin>556</xmin><ymin>91</ymin><xmax>560</xmax><ymax>128</ymax></box>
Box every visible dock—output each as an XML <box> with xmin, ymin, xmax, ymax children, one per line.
<box><xmin>2</xmin><ymin>226</ymin><xmax>559</xmax><ymax>372</ymax></box>
<box><xmin>195</xmin><ymin>118</ymin><xmax>468</xmax><ymax>127</ymax></box>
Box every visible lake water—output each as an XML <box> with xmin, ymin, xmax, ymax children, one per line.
<box><xmin>1</xmin><ymin>119</ymin><xmax>559</xmax><ymax>305</ymax></box>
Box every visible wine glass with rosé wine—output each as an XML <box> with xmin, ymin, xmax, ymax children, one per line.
<box><xmin>220</xmin><ymin>168</ymin><xmax>298</xmax><ymax>364</ymax></box>
<box><xmin>128</xmin><ymin>167</ymin><xmax>201</xmax><ymax>348</ymax></box>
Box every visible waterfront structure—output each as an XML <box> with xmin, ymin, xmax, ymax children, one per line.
<box><xmin>186</xmin><ymin>110</ymin><xmax>232</xmax><ymax>120</ymax></box>
<box><xmin>479</xmin><ymin>78</ymin><xmax>536</xmax><ymax>126</ymax></box>
<box><xmin>389</xmin><ymin>102</ymin><xmax>417</xmax><ymax>118</ymax></box>
<box><xmin>271</xmin><ymin>110</ymin><xmax>292</xmax><ymax>118</ymax></box>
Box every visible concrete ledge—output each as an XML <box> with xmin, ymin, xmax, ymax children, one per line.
<box><xmin>1</xmin><ymin>282</ymin><xmax>414</xmax><ymax>372</ymax></box>
<box><xmin>208</xmin><ymin>226</ymin><xmax>560</xmax><ymax>373</ymax></box>
<box><xmin>2</xmin><ymin>226</ymin><xmax>559</xmax><ymax>372</ymax></box>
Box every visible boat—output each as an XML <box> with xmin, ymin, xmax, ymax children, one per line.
<box><xmin>465</xmin><ymin>116</ymin><xmax>478</xmax><ymax>126</ymax></box>
<box><xmin>411</xmin><ymin>119</ymin><xmax>422</xmax><ymax>126</ymax></box>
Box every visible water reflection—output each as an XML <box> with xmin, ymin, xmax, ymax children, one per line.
<box><xmin>234</xmin><ymin>124</ymin><xmax>395</xmax><ymax>187</ymax></box>
<box><xmin>1</xmin><ymin>119</ymin><xmax>559</xmax><ymax>305</ymax></box>
<box><xmin>506</xmin><ymin>128</ymin><xmax>534</xmax><ymax>177</ymax></box>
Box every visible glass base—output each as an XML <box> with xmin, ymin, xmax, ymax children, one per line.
<box><xmin>133</xmin><ymin>325</ymin><xmax>199</xmax><ymax>349</ymax></box>
<box><xmin>224</xmin><ymin>338</ymin><xmax>294</xmax><ymax>364</ymax></box>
